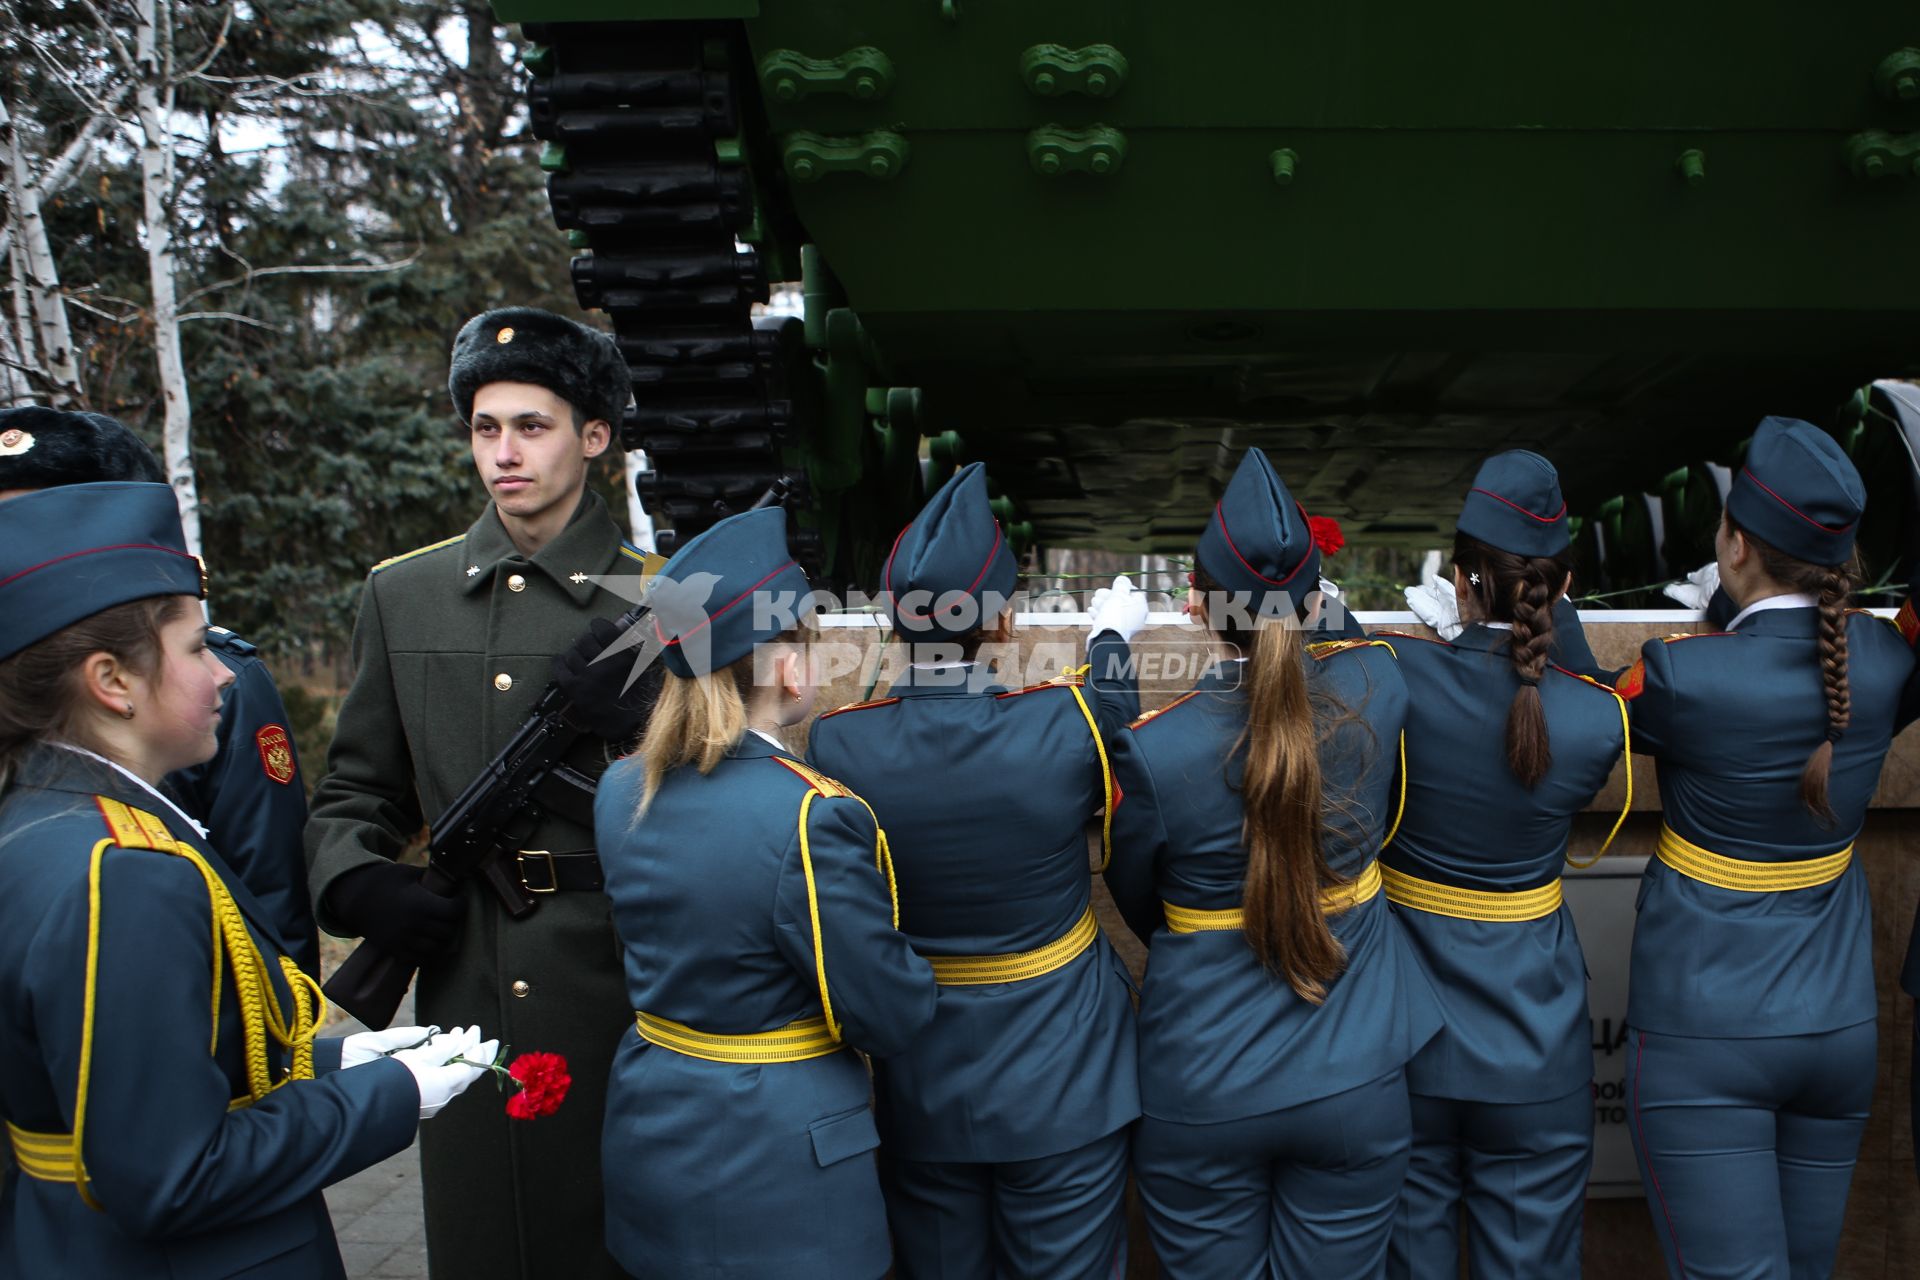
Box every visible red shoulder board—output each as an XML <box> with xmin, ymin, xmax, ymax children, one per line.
<box><xmin>1130</xmin><ymin>690</ymin><xmax>1201</xmax><ymax>729</ymax></box>
<box><xmin>1548</xmin><ymin>664</ymin><xmax>1623</xmax><ymax>696</ymax></box>
<box><xmin>995</xmin><ymin>681</ymin><xmax>1074</xmax><ymax>700</ymax></box>
<box><xmin>1615</xmin><ymin>660</ymin><xmax>1646</xmax><ymax>700</ymax></box>
<box><xmin>772</xmin><ymin>757</ymin><xmax>855</xmax><ymax>798</ymax></box>
<box><xmin>1369</xmin><ymin>628</ymin><xmax>1447</xmax><ymax>647</ymax></box>
<box><xmin>815</xmin><ymin>696</ymin><xmax>900</xmax><ymax>721</ymax></box>
<box><xmin>256</xmin><ymin>724</ymin><xmax>296</xmax><ymax>785</ymax></box>
<box><xmin>1894</xmin><ymin>600</ymin><xmax>1917</xmax><ymax>648</ymax></box>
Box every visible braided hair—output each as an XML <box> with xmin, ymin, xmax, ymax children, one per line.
<box><xmin>1453</xmin><ymin>533</ymin><xmax>1573</xmax><ymax>790</ymax></box>
<box><xmin>1725</xmin><ymin>515</ymin><xmax>1855</xmax><ymax>824</ymax></box>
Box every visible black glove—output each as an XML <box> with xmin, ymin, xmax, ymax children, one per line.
<box><xmin>551</xmin><ymin>615</ymin><xmax>662</xmax><ymax>743</ymax></box>
<box><xmin>325</xmin><ymin>861</ymin><xmax>464</xmax><ymax>964</ymax></box>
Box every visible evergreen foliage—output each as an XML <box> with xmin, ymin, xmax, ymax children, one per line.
<box><xmin>5</xmin><ymin>3</ymin><xmax>581</xmax><ymax>666</ymax></box>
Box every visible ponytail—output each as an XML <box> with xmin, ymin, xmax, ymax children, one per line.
<box><xmin>1186</xmin><ymin>567</ymin><xmax>1347</xmax><ymax>1004</ymax></box>
<box><xmin>634</xmin><ymin>629</ymin><xmax>803</xmax><ymax>817</ymax></box>
<box><xmin>1454</xmin><ymin>533</ymin><xmax>1569</xmax><ymax>790</ymax></box>
<box><xmin>1724</xmin><ymin>516</ymin><xmax>1854</xmax><ymax>824</ymax></box>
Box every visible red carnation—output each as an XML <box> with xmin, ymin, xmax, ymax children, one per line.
<box><xmin>1307</xmin><ymin>515</ymin><xmax>1345</xmax><ymax>556</ymax></box>
<box><xmin>504</xmin><ymin>1051</ymin><xmax>571</xmax><ymax>1120</ymax></box>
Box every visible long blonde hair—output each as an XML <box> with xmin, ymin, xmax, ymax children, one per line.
<box><xmin>1195</xmin><ymin>569</ymin><xmax>1344</xmax><ymax>1003</ymax></box>
<box><xmin>634</xmin><ymin>630</ymin><xmax>800</xmax><ymax>816</ymax></box>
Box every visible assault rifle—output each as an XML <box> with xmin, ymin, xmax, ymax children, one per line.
<box><xmin>324</xmin><ymin>477</ymin><xmax>796</xmax><ymax>1028</ymax></box>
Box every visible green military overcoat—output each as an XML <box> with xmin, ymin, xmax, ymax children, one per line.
<box><xmin>307</xmin><ymin>491</ymin><xmax>652</xmax><ymax>1279</ymax></box>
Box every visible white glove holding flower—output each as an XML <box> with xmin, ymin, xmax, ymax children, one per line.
<box><xmin>384</xmin><ymin>1025</ymin><xmax>497</xmax><ymax>1119</ymax></box>
<box><xmin>340</xmin><ymin>1024</ymin><xmax>441</xmax><ymax>1069</ymax></box>
<box><xmin>1403</xmin><ymin>551</ymin><xmax>1463</xmax><ymax>641</ymax></box>
<box><xmin>1087</xmin><ymin>574</ymin><xmax>1148</xmax><ymax>647</ymax></box>
<box><xmin>1662</xmin><ymin>562</ymin><xmax>1720</xmax><ymax>613</ymax></box>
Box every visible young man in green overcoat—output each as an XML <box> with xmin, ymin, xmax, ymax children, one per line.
<box><xmin>306</xmin><ymin>307</ymin><xmax>656</xmax><ymax>1279</ymax></box>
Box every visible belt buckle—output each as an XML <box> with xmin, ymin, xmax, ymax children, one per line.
<box><xmin>517</xmin><ymin>849</ymin><xmax>559</xmax><ymax>894</ymax></box>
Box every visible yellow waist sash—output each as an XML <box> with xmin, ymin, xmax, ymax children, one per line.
<box><xmin>1163</xmin><ymin>860</ymin><xmax>1383</xmax><ymax>934</ymax></box>
<box><xmin>1381</xmin><ymin>866</ymin><xmax>1564</xmax><ymax>922</ymax></box>
<box><xmin>1655</xmin><ymin>826</ymin><xmax>1853</xmax><ymax>893</ymax></box>
<box><xmin>634</xmin><ymin>1013</ymin><xmax>842</xmax><ymax>1064</ymax></box>
<box><xmin>7</xmin><ymin>1122</ymin><xmax>78</xmax><ymax>1185</ymax></box>
<box><xmin>924</xmin><ymin>904</ymin><xmax>1099</xmax><ymax>986</ymax></box>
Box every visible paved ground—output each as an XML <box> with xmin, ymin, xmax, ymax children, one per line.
<box><xmin>323</xmin><ymin>993</ymin><xmax>429</xmax><ymax>1279</ymax></box>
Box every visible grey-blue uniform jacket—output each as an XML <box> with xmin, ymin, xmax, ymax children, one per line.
<box><xmin>1609</xmin><ymin>608</ymin><xmax>1917</xmax><ymax>1038</ymax></box>
<box><xmin>593</xmin><ymin>734</ymin><xmax>938</xmax><ymax>1280</ymax></box>
<box><xmin>805</xmin><ymin>635</ymin><xmax>1141</xmax><ymax>1164</ymax></box>
<box><xmin>1377</xmin><ymin>626</ymin><xmax>1627</xmax><ymax>1101</ymax></box>
<box><xmin>0</xmin><ymin>747</ymin><xmax>416</xmax><ymax>1279</ymax></box>
<box><xmin>172</xmin><ymin>628</ymin><xmax>316</xmax><ymax>973</ymax></box>
<box><xmin>1105</xmin><ymin>641</ymin><xmax>1442</xmax><ymax>1124</ymax></box>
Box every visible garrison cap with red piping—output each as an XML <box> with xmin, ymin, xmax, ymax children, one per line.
<box><xmin>648</xmin><ymin>506</ymin><xmax>810</xmax><ymax>678</ymax></box>
<box><xmin>1194</xmin><ymin>447</ymin><xmax>1322</xmax><ymax>619</ymax></box>
<box><xmin>1725</xmin><ymin>417</ymin><xmax>1864</xmax><ymax>566</ymax></box>
<box><xmin>1455</xmin><ymin>449</ymin><xmax>1570</xmax><ymax>557</ymax></box>
<box><xmin>881</xmin><ymin>462</ymin><xmax>1018</xmax><ymax>640</ymax></box>
<box><xmin>0</xmin><ymin>481</ymin><xmax>205</xmax><ymax>661</ymax></box>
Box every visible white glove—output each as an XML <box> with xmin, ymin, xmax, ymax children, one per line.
<box><xmin>1317</xmin><ymin>576</ymin><xmax>1344</xmax><ymax>602</ymax></box>
<box><xmin>1403</xmin><ymin>552</ymin><xmax>1463</xmax><ymax>641</ymax></box>
<box><xmin>389</xmin><ymin>1025</ymin><xmax>495</xmax><ymax>1119</ymax></box>
<box><xmin>1662</xmin><ymin>562</ymin><xmax>1720</xmax><ymax>612</ymax></box>
<box><xmin>339</xmin><ymin>1025</ymin><xmax>440</xmax><ymax>1069</ymax></box>
<box><xmin>1087</xmin><ymin>574</ymin><xmax>1148</xmax><ymax>646</ymax></box>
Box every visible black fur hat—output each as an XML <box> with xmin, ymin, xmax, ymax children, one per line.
<box><xmin>0</xmin><ymin>406</ymin><xmax>165</xmax><ymax>489</ymax></box>
<box><xmin>447</xmin><ymin>306</ymin><xmax>632</xmax><ymax>429</ymax></box>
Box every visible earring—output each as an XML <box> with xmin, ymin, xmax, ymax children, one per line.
<box><xmin>120</xmin><ymin>702</ymin><xmax>135</xmax><ymax>720</ymax></box>
<box><xmin>789</xmin><ymin>687</ymin><xmax>802</xmax><ymax>702</ymax></box>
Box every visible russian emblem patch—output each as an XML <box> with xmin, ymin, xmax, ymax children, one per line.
<box><xmin>256</xmin><ymin>724</ymin><xmax>296</xmax><ymax>785</ymax></box>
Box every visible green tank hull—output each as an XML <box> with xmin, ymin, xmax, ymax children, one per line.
<box><xmin>496</xmin><ymin>2</ymin><xmax>1920</xmax><ymax>592</ymax></box>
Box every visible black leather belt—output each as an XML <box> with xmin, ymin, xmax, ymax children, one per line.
<box><xmin>515</xmin><ymin>848</ymin><xmax>604</xmax><ymax>894</ymax></box>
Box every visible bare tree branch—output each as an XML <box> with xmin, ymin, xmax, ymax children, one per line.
<box><xmin>74</xmin><ymin>0</ymin><xmax>139</xmax><ymax>77</ymax></box>
<box><xmin>180</xmin><ymin>249</ymin><xmax>422</xmax><ymax>306</ymax></box>
<box><xmin>173</xmin><ymin>2</ymin><xmax>232</xmax><ymax>83</ymax></box>
<box><xmin>177</xmin><ymin>310</ymin><xmax>288</xmax><ymax>332</ymax></box>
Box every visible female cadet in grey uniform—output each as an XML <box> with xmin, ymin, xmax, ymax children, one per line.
<box><xmin>806</xmin><ymin>461</ymin><xmax>1143</xmax><ymax>1280</ymax></box>
<box><xmin>1583</xmin><ymin>418</ymin><xmax>1918</xmax><ymax>1277</ymax></box>
<box><xmin>1377</xmin><ymin>451</ymin><xmax>1629</xmax><ymax>1279</ymax></box>
<box><xmin>0</xmin><ymin>482</ymin><xmax>485</xmax><ymax>1279</ymax></box>
<box><xmin>593</xmin><ymin>506</ymin><xmax>938</xmax><ymax>1280</ymax></box>
<box><xmin>1105</xmin><ymin>447</ymin><xmax>1441</xmax><ymax>1279</ymax></box>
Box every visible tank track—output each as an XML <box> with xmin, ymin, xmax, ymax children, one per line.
<box><xmin>521</xmin><ymin>20</ymin><xmax>813</xmax><ymax>561</ymax></box>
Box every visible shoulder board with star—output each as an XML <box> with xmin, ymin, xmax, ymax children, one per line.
<box><xmin>371</xmin><ymin>534</ymin><xmax>466</xmax><ymax>576</ymax></box>
<box><xmin>93</xmin><ymin>797</ymin><xmax>182</xmax><ymax>852</ymax></box>
<box><xmin>816</xmin><ymin>696</ymin><xmax>902</xmax><ymax>721</ymax></box>
<box><xmin>1308</xmin><ymin>637</ymin><xmax>1398</xmax><ymax>661</ymax></box>
<box><xmin>771</xmin><ymin>756</ymin><xmax>856</xmax><ymax>798</ymax></box>
<box><xmin>1129</xmin><ymin>690</ymin><xmax>1201</xmax><ymax>729</ymax></box>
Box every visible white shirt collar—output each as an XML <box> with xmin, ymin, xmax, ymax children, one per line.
<box><xmin>749</xmin><ymin>728</ymin><xmax>788</xmax><ymax>752</ymax></box>
<box><xmin>908</xmin><ymin>660</ymin><xmax>975</xmax><ymax>671</ymax></box>
<box><xmin>52</xmin><ymin>742</ymin><xmax>210</xmax><ymax>840</ymax></box>
<box><xmin>1726</xmin><ymin>592</ymin><xmax>1818</xmax><ymax>632</ymax></box>
<box><xmin>1482</xmin><ymin>621</ymin><xmax>1514</xmax><ymax>632</ymax></box>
